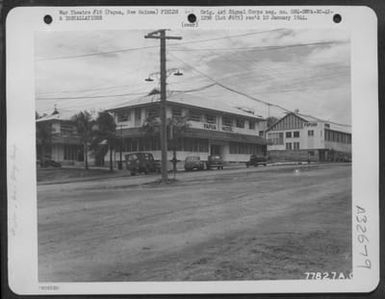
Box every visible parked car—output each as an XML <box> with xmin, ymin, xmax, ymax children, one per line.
<box><xmin>125</xmin><ymin>152</ymin><xmax>160</xmax><ymax>176</ymax></box>
<box><xmin>184</xmin><ymin>156</ymin><xmax>205</xmax><ymax>171</ymax></box>
<box><xmin>207</xmin><ymin>155</ymin><xmax>224</xmax><ymax>170</ymax></box>
<box><xmin>246</xmin><ymin>155</ymin><xmax>268</xmax><ymax>167</ymax></box>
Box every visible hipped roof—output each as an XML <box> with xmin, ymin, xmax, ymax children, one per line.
<box><xmin>107</xmin><ymin>92</ymin><xmax>265</xmax><ymax>120</ymax></box>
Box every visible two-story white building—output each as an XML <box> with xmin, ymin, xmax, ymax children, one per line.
<box><xmin>266</xmin><ymin>112</ymin><xmax>352</xmax><ymax>162</ymax></box>
<box><xmin>36</xmin><ymin>110</ymin><xmax>85</xmax><ymax>166</ymax></box>
<box><xmin>107</xmin><ymin>92</ymin><xmax>267</xmax><ymax>167</ymax></box>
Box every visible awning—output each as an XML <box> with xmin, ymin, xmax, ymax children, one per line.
<box><xmin>182</xmin><ymin>128</ymin><xmax>267</xmax><ymax>145</ymax></box>
<box><xmin>51</xmin><ymin>135</ymin><xmax>82</xmax><ymax>145</ymax></box>
<box><xmin>119</xmin><ymin>127</ymin><xmax>266</xmax><ymax>145</ymax></box>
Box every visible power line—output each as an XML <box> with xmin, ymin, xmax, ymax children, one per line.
<box><xmin>36</xmin><ymin>91</ymin><xmax>147</xmax><ymax>100</ymax></box>
<box><xmin>35</xmin><ymin>45</ymin><xmax>158</xmax><ymax>61</ymax></box>
<box><xmin>168</xmin><ymin>52</ymin><xmax>351</xmax><ymax>128</ymax></box>
<box><xmin>171</xmin><ymin>83</ymin><xmax>217</xmax><ymax>93</ymax></box>
<box><xmin>169</xmin><ymin>28</ymin><xmax>286</xmax><ymax>47</ymax></box>
<box><xmin>35</xmin><ymin>84</ymin><xmax>218</xmax><ymax>101</ymax></box>
<box><xmin>36</xmin><ymin>29</ymin><xmax>286</xmax><ymax>62</ymax></box>
<box><xmin>170</xmin><ymin>40</ymin><xmax>347</xmax><ymax>52</ymax></box>
<box><xmin>168</xmin><ymin>52</ymin><xmax>288</xmax><ymax>109</ymax></box>
<box><xmin>37</xmin><ymin>83</ymin><xmax>145</xmax><ymax>95</ymax></box>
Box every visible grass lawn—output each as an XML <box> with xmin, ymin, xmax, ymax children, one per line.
<box><xmin>37</xmin><ymin>167</ymin><xmax>114</xmax><ymax>183</ymax></box>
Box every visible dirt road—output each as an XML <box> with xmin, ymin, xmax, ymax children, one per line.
<box><xmin>38</xmin><ymin>164</ymin><xmax>352</xmax><ymax>281</ymax></box>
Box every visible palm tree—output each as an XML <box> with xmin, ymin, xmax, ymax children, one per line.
<box><xmin>92</xmin><ymin>111</ymin><xmax>117</xmax><ymax>172</ymax></box>
<box><xmin>168</xmin><ymin>115</ymin><xmax>189</xmax><ymax>173</ymax></box>
<box><xmin>72</xmin><ymin>111</ymin><xmax>94</xmax><ymax>170</ymax></box>
<box><xmin>142</xmin><ymin>111</ymin><xmax>189</xmax><ymax>173</ymax></box>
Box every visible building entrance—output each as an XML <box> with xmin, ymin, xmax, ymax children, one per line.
<box><xmin>210</xmin><ymin>144</ymin><xmax>221</xmax><ymax>155</ymax></box>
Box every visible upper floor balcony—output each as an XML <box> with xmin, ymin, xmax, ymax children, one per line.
<box><xmin>114</xmin><ymin>106</ymin><xmax>266</xmax><ymax>137</ymax></box>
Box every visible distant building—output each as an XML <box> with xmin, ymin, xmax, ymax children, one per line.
<box><xmin>36</xmin><ymin>110</ymin><xmax>85</xmax><ymax>166</ymax></box>
<box><xmin>107</xmin><ymin>92</ymin><xmax>267</xmax><ymax>167</ymax></box>
<box><xmin>266</xmin><ymin>112</ymin><xmax>351</xmax><ymax>162</ymax></box>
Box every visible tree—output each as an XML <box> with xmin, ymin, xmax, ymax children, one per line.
<box><xmin>92</xmin><ymin>111</ymin><xmax>117</xmax><ymax>172</ymax></box>
<box><xmin>36</xmin><ymin>120</ymin><xmax>52</xmax><ymax>167</ymax></box>
<box><xmin>72</xmin><ymin>111</ymin><xmax>94</xmax><ymax>170</ymax></box>
<box><xmin>142</xmin><ymin>111</ymin><xmax>189</xmax><ymax>173</ymax></box>
<box><xmin>168</xmin><ymin>115</ymin><xmax>189</xmax><ymax>174</ymax></box>
<box><xmin>266</xmin><ymin>116</ymin><xmax>279</xmax><ymax>128</ymax></box>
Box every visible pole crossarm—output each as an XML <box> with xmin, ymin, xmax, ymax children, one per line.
<box><xmin>145</xmin><ymin>30</ymin><xmax>182</xmax><ymax>40</ymax></box>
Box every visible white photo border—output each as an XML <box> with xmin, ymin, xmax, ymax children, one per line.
<box><xmin>6</xmin><ymin>6</ymin><xmax>379</xmax><ymax>295</ymax></box>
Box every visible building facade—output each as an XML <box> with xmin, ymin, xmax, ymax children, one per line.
<box><xmin>266</xmin><ymin>112</ymin><xmax>351</xmax><ymax>162</ymax></box>
<box><xmin>108</xmin><ymin>93</ymin><xmax>267</xmax><ymax>167</ymax></box>
<box><xmin>36</xmin><ymin>111</ymin><xmax>85</xmax><ymax>166</ymax></box>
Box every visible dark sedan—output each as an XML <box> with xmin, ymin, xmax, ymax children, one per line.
<box><xmin>246</xmin><ymin>155</ymin><xmax>268</xmax><ymax>167</ymax></box>
<box><xmin>184</xmin><ymin>156</ymin><xmax>205</xmax><ymax>171</ymax></box>
<box><xmin>207</xmin><ymin>155</ymin><xmax>224</xmax><ymax>170</ymax></box>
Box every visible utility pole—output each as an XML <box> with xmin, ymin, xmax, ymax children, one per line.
<box><xmin>119</xmin><ymin>124</ymin><xmax>123</xmax><ymax>169</ymax></box>
<box><xmin>145</xmin><ymin>30</ymin><xmax>182</xmax><ymax>183</ymax></box>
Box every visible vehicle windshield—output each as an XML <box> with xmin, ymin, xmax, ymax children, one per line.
<box><xmin>209</xmin><ymin>155</ymin><xmax>221</xmax><ymax>160</ymax></box>
<box><xmin>126</xmin><ymin>154</ymin><xmax>137</xmax><ymax>160</ymax></box>
<box><xmin>186</xmin><ymin>156</ymin><xmax>199</xmax><ymax>161</ymax></box>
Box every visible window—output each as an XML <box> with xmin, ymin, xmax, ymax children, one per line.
<box><xmin>293</xmin><ymin>131</ymin><xmax>300</xmax><ymax>138</ymax></box>
<box><xmin>64</xmin><ymin>144</ymin><xmax>83</xmax><ymax>161</ymax></box>
<box><xmin>60</xmin><ymin>123</ymin><xmax>73</xmax><ymax>135</ymax></box>
<box><xmin>308</xmin><ymin>130</ymin><xmax>314</xmax><ymax>136</ymax></box>
<box><xmin>259</xmin><ymin>131</ymin><xmax>264</xmax><ymax>137</ymax></box>
<box><xmin>268</xmin><ymin>132</ymin><xmax>284</xmax><ymax>145</ymax></box>
<box><xmin>131</xmin><ymin>140</ymin><xmax>138</xmax><ymax>151</ymax></box>
<box><xmin>249</xmin><ymin>121</ymin><xmax>255</xmax><ymax>130</ymax></box>
<box><xmin>188</xmin><ymin>110</ymin><xmax>201</xmax><ymax>122</ymax></box>
<box><xmin>236</xmin><ymin>119</ymin><xmax>245</xmax><ymax>128</ymax></box>
<box><xmin>135</xmin><ymin>108</ymin><xmax>141</xmax><ymax>121</ymax></box>
<box><xmin>293</xmin><ymin>142</ymin><xmax>300</xmax><ymax>150</ymax></box>
<box><xmin>181</xmin><ymin>138</ymin><xmax>208</xmax><ymax>152</ymax></box>
<box><xmin>286</xmin><ymin>142</ymin><xmax>292</xmax><ymax>150</ymax></box>
<box><xmin>206</xmin><ymin>114</ymin><xmax>216</xmax><ymax>124</ymax></box>
<box><xmin>117</xmin><ymin>111</ymin><xmax>130</xmax><ymax>122</ymax></box>
<box><xmin>172</xmin><ymin>108</ymin><xmax>182</xmax><ymax>118</ymax></box>
<box><xmin>230</xmin><ymin>142</ymin><xmax>265</xmax><ymax>155</ymax></box>
<box><xmin>325</xmin><ymin>129</ymin><xmax>352</xmax><ymax>143</ymax></box>
<box><xmin>223</xmin><ymin>117</ymin><xmax>233</xmax><ymax>127</ymax></box>
<box><xmin>147</xmin><ymin>108</ymin><xmax>159</xmax><ymax>119</ymax></box>
<box><xmin>286</xmin><ymin>132</ymin><xmax>292</xmax><ymax>138</ymax></box>
<box><xmin>143</xmin><ymin>140</ymin><xmax>152</xmax><ymax>151</ymax></box>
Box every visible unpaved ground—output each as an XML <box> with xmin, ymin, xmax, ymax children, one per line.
<box><xmin>38</xmin><ymin>164</ymin><xmax>351</xmax><ymax>282</ymax></box>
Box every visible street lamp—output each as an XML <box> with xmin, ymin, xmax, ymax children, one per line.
<box><xmin>145</xmin><ymin>68</ymin><xmax>183</xmax><ymax>82</ymax></box>
<box><xmin>144</xmin><ymin>68</ymin><xmax>183</xmax><ymax>181</ymax></box>
<box><xmin>144</xmin><ymin>29</ymin><xmax>182</xmax><ymax>184</ymax></box>
<box><xmin>173</xmin><ymin>69</ymin><xmax>183</xmax><ymax>76</ymax></box>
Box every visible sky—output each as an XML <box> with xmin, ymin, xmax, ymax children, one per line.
<box><xmin>35</xmin><ymin>28</ymin><xmax>351</xmax><ymax>125</ymax></box>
